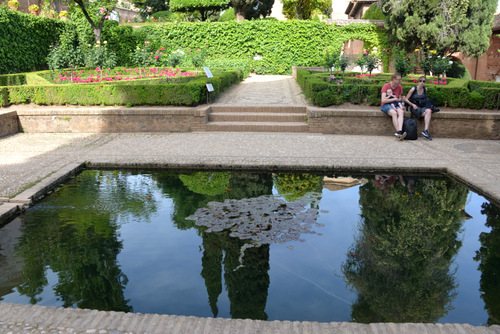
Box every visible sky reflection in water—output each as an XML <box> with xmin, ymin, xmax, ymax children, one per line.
<box><xmin>0</xmin><ymin>170</ymin><xmax>497</xmax><ymax>326</ymax></box>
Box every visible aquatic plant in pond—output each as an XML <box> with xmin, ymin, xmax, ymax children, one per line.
<box><xmin>187</xmin><ymin>194</ymin><xmax>325</xmax><ymax>268</ymax></box>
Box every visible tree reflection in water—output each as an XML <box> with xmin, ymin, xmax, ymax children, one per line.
<box><xmin>13</xmin><ymin>171</ymin><xmax>162</xmax><ymax>312</ymax></box>
<box><xmin>342</xmin><ymin>177</ymin><xmax>469</xmax><ymax>323</ymax></box>
<box><xmin>474</xmin><ymin>202</ymin><xmax>500</xmax><ymax>325</ymax></box>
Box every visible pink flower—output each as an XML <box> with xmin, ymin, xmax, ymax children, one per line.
<box><xmin>100</xmin><ymin>7</ymin><xmax>105</xmax><ymax>13</ymax></box>
<box><xmin>161</xmin><ymin>47</ymin><xmax>165</xmax><ymax>51</ymax></box>
<box><xmin>155</xmin><ymin>56</ymin><xmax>159</xmax><ymax>59</ymax></box>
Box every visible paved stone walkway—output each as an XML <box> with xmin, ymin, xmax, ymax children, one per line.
<box><xmin>1</xmin><ymin>75</ymin><xmax>500</xmax><ymax>333</ymax></box>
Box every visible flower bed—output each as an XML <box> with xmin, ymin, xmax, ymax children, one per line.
<box><xmin>41</xmin><ymin>67</ymin><xmax>197</xmax><ymax>84</ymax></box>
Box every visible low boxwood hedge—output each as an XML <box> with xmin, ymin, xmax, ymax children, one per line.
<box><xmin>297</xmin><ymin>69</ymin><xmax>497</xmax><ymax>109</ymax></box>
<box><xmin>1</xmin><ymin>69</ymin><xmax>243</xmax><ymax>107</ymax></box>
<box><xmin>0</xmin><ymin>74</ymin><xmax>26</xmax><ymax>87</ymax></box>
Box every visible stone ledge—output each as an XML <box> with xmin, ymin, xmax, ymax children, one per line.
<box><xmin>307</xmin><ymin>108</ymin><xmax>500</xmax><ymax>139</ymax></box>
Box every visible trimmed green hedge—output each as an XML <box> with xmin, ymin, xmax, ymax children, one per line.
<box><xmin>0</xmin><ymin>7</ymin><xmax>66</xmax><ymax>74</ymax></box>
<box><xmin>297</xmin><ymin>69</ymin><xmax>491</xmax><ymax>108</ymax></box>
<box><xmin>3</xmin><ymin>69</ymin><xmax>243</xmax><ymax>106</ymax></box>
<box><xmin>0</xmin><ymin>73</ymin><xmax>26</xmax><ymax>86</ymax></box>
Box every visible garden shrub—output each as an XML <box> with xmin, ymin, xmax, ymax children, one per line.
<box><xmin>0</xmin><ymin>7</ymin><xmax>66</xmax><ymax>74</ymax></box>
<box><xmin>0</xmin><ymin>87</ymin><xmax>8</xmax><ymax>106</ymax></box>
<box><xmin>480</xmin><ymin>88</ymin><xmax>500</xmax><ymax>109</ymax></box>
<box><xmin>0</xmin><ymin>73</ymin><xmax>26</xmax><ymax>86</ymax></box>
<box><xmin>468</xmin><ymin>91</ymin><xmax>485</xmax><ymax>109</ymax></box>
<box><xmin>204</xmin><ymin>59</ymin><xmax>251</xmax><ymax>76</ymax></box>
<box><xmin>296</xmin><ymin>68</ymin><xmax>494</xmax><ymax>108</ymax></box>
<box><xmin>6</xmin><ymin>69</ymin><xmax>242</xmax><ymax>106</ymax></box>
<box><xmin>447</xmin><ymin>61</ymin><xmax>471</xmax><ymax>79</ymax></box>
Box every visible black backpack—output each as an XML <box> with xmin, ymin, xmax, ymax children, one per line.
<box><xmin>403</xmin><ymin>118</ymin><xmax>418</xmax><ymax>140</ymax></box>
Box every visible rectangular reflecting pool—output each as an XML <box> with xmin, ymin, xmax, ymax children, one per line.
<box><xmin>0</xmin><ymin>170</ymin><xmax>498</xmax><ymax>326</ymax></box>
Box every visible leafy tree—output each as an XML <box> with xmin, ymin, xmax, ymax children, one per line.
<box><xmin>230</xmin><ymin>0</ymin><xmax>274</xmax><ymax>20</ymax></box>
<box><xmin>281</xmin><ymin>0</ymin><xmax>330</xmax><ymax>20</ymax></box>
<box><xmin>131</xmin><ymin>0</ymin><xmax>169</xmax><ymax>19</ymax></box>
<box><xmin>362</xmin><ymin>3</ymin><xmax>386</xmax><ymax>20</ymax></box>
<box><xmin>68</xmin><ymin>0</ymin><xmax>118</xmax><ymax>44</ymax></box>
<box><xmin>379</xmin><ymin>0</ymin><xmax>497</xmax><ymax>57</ymax></box>
<box><xmin>170</xmin><ymin>0</ymin><xmax>230</xmax><ymax>21</ymax></box>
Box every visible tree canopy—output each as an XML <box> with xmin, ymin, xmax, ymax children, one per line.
<box><xmin>130</xmin><ymin>0</ymin><xmax>169</xmax><ymax>18</ymax></box>
<box><xmin>379</xmin><ymin>0</ymin><xmax>497</xmax><ymax>57</ymax></box>
<box><xmin>230</xmin><ymin>0</ymin><xmax>274</xmax><ymax>20</ymax></box>
<box><xmin>170</xmin><ymin>0</ymin><xmax>231</xmax><ymax>20</ymax></box>
<box><xmin>281</xmin><ymin>0</ymin><xmax>331</xmax><ymax>20</ymax></box>
<box><xmin>69</xmin><ymin>0</ymin><xmax>117</xmax><ymax>44</ymax></box>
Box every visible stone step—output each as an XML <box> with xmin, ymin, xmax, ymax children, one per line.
<box><xmin>210</xmin><ymin>105</ymin><xmax>307</xmax><ymax>114</ymax></box>
<box><xmin>209</xmin><ymin>112</ymin><xmax>307</xmax><ymax>122</ymax></box>
<box><xmin>205</xmin><ymin>121</ymin><xmax>309</xmax><ymax>132</ymax></box>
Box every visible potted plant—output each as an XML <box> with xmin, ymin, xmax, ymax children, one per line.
<box><xmin>46</xmin><ymin>9</ymin><xmax>57</xmax><ymax>18</ymax></box>
<box><xmin>8</xmin><ymin>0</ymin><xmax>19</xmax><ymax>10</ymax></box>
<box><xmin>59</xmin><ymin>10</ymin><xmax>68</xmax><ymax>20</ymax></box>
<box><xmin>29</xmin><ymin>4</ymin><xmax>40</xmax><ymax>15</ymax></box>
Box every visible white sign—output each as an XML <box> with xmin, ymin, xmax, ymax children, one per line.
<box><xmin>203</xmin><ymin>67</ymin><xmax>213</xmax><ymax>78</ymax></box>
<box><xmin>206</xmin><ymin>83</ymin><xmax>214</xmax><ymax>92</ymax></box>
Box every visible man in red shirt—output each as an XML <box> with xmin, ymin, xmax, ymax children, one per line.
<box><xmin>381</xmin><ymin>73</ymin><xmax>406</xmax><ymax>140</ymax></box>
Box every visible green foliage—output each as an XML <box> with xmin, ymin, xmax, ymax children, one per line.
<box><xmin>282</xmin><ymin>0</ymin><xmax>330</xmax><ymax>20</ymax></box>
<box><xmin>5</xmin><ymin>69</ymin><xmax>243</xmax><ymax>106</ymax></box>
<box><xmin>296</xmin><ymin>69</ymin><xmax>482</xmax><ymax>108</ymax></box>
<box><xmin>323</xmin><ymin>47</ymin><xmax>341</xmax><ymax>73</ymax></box>
<box><xmin>343</xmin><ymin>177</ymin><xmax>468</xmax><ymax>323</ymax></box>
<box><xmin>130</xmin><ymin>21</ymin><xmax>386</xmax><ymax>75</ymax></box>
<box><xmin>219</xmin><ymin>7</ymin><xmax>235</xmax><ymax>21</ymax></box>
<box><xmin>204</xmin><ymin>58</ymin><xmax>251</xmax><ymax>76</ymax></box>
<box><xmin>379</xmin><ymin>0</ymin><xmax>497</xmax><ymax>57</ymax></box>
<box><xmin>362</xmin><ymin>3</ymin><xmax>385</xmax><ymax>20</ymax></box>
<box><xmin>170</xmin><ymin>0</ymin><xmax>230</xmax><ymax>21</ymax></box>
<box><xmin>81</xmin><ymin>42</ymin><xmax>117</xmax><ymax>69</ymax></box>
<box><xmin>133</xmin><ymin>0</ymin><xmax>169</xmax><ymax>18</ymax></box>
<box><xmin>475</xmin><ymin>202</ymin><xmax>500</xmax><ymax>325</ymax></box>
<box><xmin>179</xmin><ymin>172</ymin><xmax>231</xmax><ymax>196</ymax></box>
<box><xmin>272</xmin><ymin>173</ymin><xmax>323</xmax><ymax>202</ymax></box>
<box><xmin>447</xmin><ymin>61</ymin><xmax>470</xmax><ymax>79</ymax></box>
<box><xmin>0</xmin><ymin>73</ymin><xmax>26</xmax><ymax>86</ymax></box>
<box><xmin>231</xmin><ymin>0</ymin><xmax>274</xmax><ymax>20</ymax></box>
<box><xmin>468</xmin><ymin>91</ymin><xmax>485</xmax><ymax>109</ymax></box>
<box><xmin>0</xmin><ymin>7</ymin><xmax>66</xmax><ymax>74</ymax></box>
<box><xmin>68</xmin><ymin>0</ymin><xmax>118</xmax><ymax>44</ymax></box>
<box><xmin>392</xmin><ymin>44</ymin><xmax>413</xmax><ymax>77</ymax></box>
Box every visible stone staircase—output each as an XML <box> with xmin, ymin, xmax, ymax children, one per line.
<box><xmin>205</xmin><ymin>106</ymin><xmax>309</xmax><ymax>132</ymax></box>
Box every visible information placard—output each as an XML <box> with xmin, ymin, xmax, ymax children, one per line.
<box><xmin>203</xmin><ymin>67</ymin><xmax>213</xmax><ymax>78</ymax></box>
<box><xmin>206</xmin><ymin>83</ymin><xmax>214</xmax><ymax>92</ymax></box>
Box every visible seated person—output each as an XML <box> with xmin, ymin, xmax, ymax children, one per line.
<box><xmin>405</xmin><ymin>76</ymin><xmax>436</xmax><ymax>140</ymax></box>
<box><xmin>380</xmin><ymin>73</ymin><xmax>406</xmax><ymax>140</ymax></box>
<box><xmin>386</xmin><ymin>88</ymin><xmax>404</xmax><ymax>111</ymax></box>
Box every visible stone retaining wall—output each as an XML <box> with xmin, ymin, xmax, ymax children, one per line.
<box><xmin>15</xmin><ymin>107</ymin><xmax>209</xmax><ymax>133</ymax></box>
<box><xmin>2</xmin><ymin>106</ymin><xmax>499</xmax><ymax>140</ymax></box>
<box><xmin>0</xmin><ymin>111</ymin><xmax>19</xmax><ymax>137</ymax></box>
<box><xmin>308</xmin><ymin>108</ymin><xmax>500</xmax><ymax>140</ymax></box>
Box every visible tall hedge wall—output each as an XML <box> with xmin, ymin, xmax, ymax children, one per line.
<box><xmin>0</xmin><ymin>13</ymin><xmax>388</xmax><ymax>75</ymax></box>
<box><xmin>134</xmin><ymin>20</ymin><xmax>388</xmax><ymax>74</ymax></box>
<box><xmin>0</xmin><ymin>7</ymin><xmax>66</xmax><ymax>74</ymax></box>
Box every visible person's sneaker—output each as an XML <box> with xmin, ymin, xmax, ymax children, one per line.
<box><xmin>422</xmin><ymin>130</ymin><xmax>433</xmax><ymax>140</ymax></box>
<box><xmin>395</xmin><ymin>131</ymin><xmax>407</xmax><ymax>141</ymax></box>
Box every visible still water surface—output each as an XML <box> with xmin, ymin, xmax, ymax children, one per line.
<box><xmin>0</xmin><ymin>170</ymin><xmax>498</xmax><ymax>325</ymax></box>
